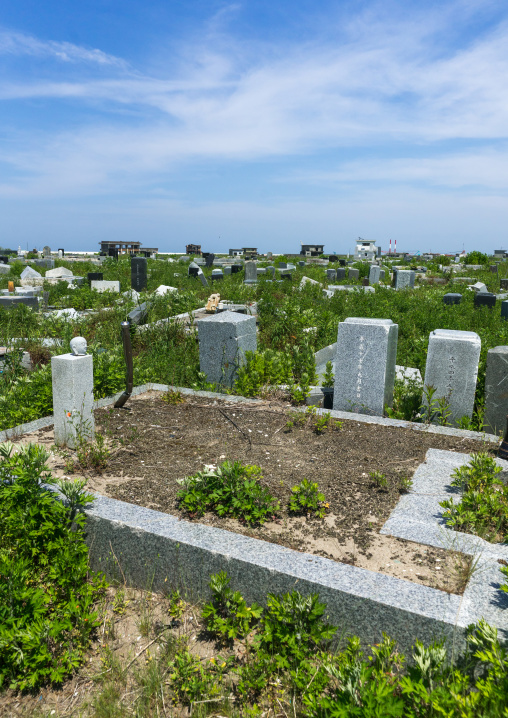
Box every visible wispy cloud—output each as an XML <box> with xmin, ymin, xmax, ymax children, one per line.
<box><xmin>0</xmin><ymin>29</ymin><xmax>127</xmax><ymax>67</ymax></box>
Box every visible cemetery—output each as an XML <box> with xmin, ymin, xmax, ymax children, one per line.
<box><xmin>2</xmin><ymin>249</ymin><xmax>508</xmax><ymax>715</ymax></box>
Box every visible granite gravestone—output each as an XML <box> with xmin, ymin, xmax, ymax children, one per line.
<box><xmin>52</xmin><ymin>339</ymin><xmax>94</xmax><ymax>448</ymax></box>
<box><xmin>423</xmin><ymin>329</ymin><xmax>481</xmax><ymax>426</ymax></box>
<box><xmin>474</xmin><ymin>292</ymin><xmax>496</xmax><ymax>309</ymax></box>
<box><xmin>205</xmin><ymin>253</ymin><xmax>215</xmax><ymax>268</ymax></box>
<box><xmin>484</xmin><ymin>346</ymin><xmax>508</xmax><ymax>435</ymax></box>
<box><xmin>131</xmin><ymin>256</ymin><xmax>147</xmax><ymax>292</ymax></box>
<box><xmin>197</xmin><ymin>311</ymin><xmax>257</xmax><ymax>387</ymax></box>
<box><xmin>394</xmin><ymin>270</ymin><xmax>415</xmax><ymax>289</ymax></box>
<box><xmin>231</xmin><ymin>265</ymin><xmax>242</xmax><ymax>274</ymax></box>
<box><xmin>43</xmin><ymin>246</ymin><xmax>51</xmax><ymax>257</ymax></box>
<box><xmin>336</xmin><ymin>268</ymin><xmax>346</xmax><ymax>280</ymax></box>
<box><xmin>326</xmin><ymin>269</ymin><xmax>336</xmax><ymax>281</ymax></box>
<box><xmin>244</xmin><ymin>261</ymin><xmax>257</xmax><ymax>285</ymax></box>
<box><xmin>348</xmin><ymin>268</ymin><xmax>359</xmax><ymax>281</ymax></box>
<box><xmin>333</xmin><ymin>318</ymin><xmax>398</xmax><ymax>416</ymax></box>
<box><xmin>501</xmin><ymin>279</ymin><xmax>508</xmax><ymax>290</ymax></box>
<box><xmin>443</xmin><ymin>293</ymin><xmax>462</xmax><ymax>305</ymax></box>
<box><xmin>502</xmin><ymin>300</ymin><xmax>508</xmax><ymax>321</ymax></box>
<box><xmin>368</xmin><ymin>266</ymin><xmax>381</xmax><ymax>284</ymax></box>
<box><xmin>211</xmin><ymin>269</ymin><xmax>224</xmax><ymax>282</ymax></box>
<box><xmin>188</xmin><ymin>262</ymin><xmax>200</xmax><ymax>277</ymax></box>
<box><xmin>87</xmin><ymin>272</ymin><xmax>103</xmax><ymax>283</ymax></box>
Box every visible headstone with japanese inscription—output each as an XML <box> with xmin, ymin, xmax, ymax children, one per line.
<box><xmin>423</xmin><ymin>329</ymin><xmax>481</xmax><ymax>426</ymax></box>
<box><xmin>332</xmin><ymin>318</ymin><xmax>398</xmax><ymax>416</ymax></box>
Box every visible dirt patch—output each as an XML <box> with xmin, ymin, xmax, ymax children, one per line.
<box><xmin>18</xmin><ymin>391</ymin><xmax>493</xmax><ymax>595</ymax></box>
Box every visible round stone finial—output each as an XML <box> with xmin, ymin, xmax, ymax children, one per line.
<box><xmin>70</xmin><ymin>336</ymin><xmax>87</xmax><ymax>356</ymax></box>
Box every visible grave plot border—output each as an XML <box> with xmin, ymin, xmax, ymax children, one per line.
<box><xmin>3</xmin><ymin>384</ymin><xmax>506</xmax><ymax>655</ymax></box>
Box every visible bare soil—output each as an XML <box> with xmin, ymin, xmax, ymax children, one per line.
<box><xmin>20</xmin><ymin>391</ymin><xmax>493</xmax><ymax>595</ymax></box>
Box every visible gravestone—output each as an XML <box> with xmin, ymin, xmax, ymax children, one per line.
<box><xmin>90</xmin><ymin>280</ymin><xmax>120</xmax><ymax>293</ymax></box>
<box><xmin>131</xmin><ymin>256</ymin><xmax>148</xmax><ymax>292</ymax></box>
<box><xmin>329</xmin><ymin>255</ymin><xmax>339</xmax><ymax>262</ymax></box>
<box><xmin>231</xmin><ymin>265</ymin><xmax>242</xmax><ymax>274</ymax></box>
<box><xmin>211</xmin><ymin>269</ymin><xmax>224</xmax><ymax>282</ymax></box>
<box><xmin>266</xmin><ymin>266</ymin><xmax>275</xmax><ymax>278</ymax></box>
<box><xmin>326</xmin><ymin>269</ymin><xmax>336</xmax><ymax>281</ymax></box>
<box><xmin>43</xmin><ymin>246</ymin><xmax>51</xmax><ymax>257</ymax></box>
<box><xmin>0</xmin><ymin>265</ymin><xmax>10</xmax><ymax>275</ymax></box>
<box><xmin>267</xmin><ymin>252</ymin><xmax>273</xmax><ymax>260</ymax></box>
<box><xmin>205</xmin><ymin>253</ymin><xmax>215</xmax><ymax>268</ymax></box>
<box><xmin>20</xmin><ymin>266</ymin><xmax>42</xmax><ymax>280</ymax></box>
<box><xmin>52</xmin><ymin>339</ymin><xmax>94</xmax><ymax>449</ymax></box>
<box><xmin>379</xmin><ymin>269</ymin><xmax>386</xmax><ymax>281</ymax></box>
<box><xmin>490</xmin><ymin>265</ymin><xmax>498</xmax><ymax>273</ymax></box>
<box><xmin>348</xmin><ymin>268</ymin><xmax>359</xmax><ymax>281</ymax></box>
<box><xmin>197</xmin><ymin>268</ymin><xmax>209</xmax><ymax>287</ymax></box>
<box><xmin>58</xmin><ymin>250</ymin><xmax>63</xmax><ymax>259</ymax></box>
<box><xmin>423</xmin><ymin>329</ymin><xmax>481</xmax><ymax>426</ymax></box>
<box><xmin>188</xmin><ymin>262</ymin><xmax>200</xmax><ymax>277</ymax></box>
<box><xmin>339</xmin><ymin>259</ymin><xmax>346</xmax><ymax>266</ymax></box>
<box><xmin>368</xmin><ymin>266</ymin><xmax>381</xmax><ymax>284</ymax></box>
<box><xmin>279</xmin><ymin>272</ymin><xmax>292</xmax><ymax>281</ymax></box>
<box><xmin>484</xmin><ymin>346</ymin><xmax>508</xmax><ymax>435</ymax></box>
<box><xmin>87</xmin><ymin>272</ymin><xmax>103</xmax><ymax>283</ymax></box>
<box><xmin>502</xmin><ymin>300</ymin><xmax>508</xmax><ymax>321</ymax></box>
<box><xmin>46</xmin><ymin>267</ymin><xmax>73</xmax><ymax>278</ymax></box>
<box><xmin>333</xmin><ymin>318</ymin><xmax>398</xmax><ymax>416</ymax></box>
<box><xmin>223</xmin><ymin>266</ymin><xmax>232</xmax><ymax>276</ymax></box>
<box><xmin>500</xmin><ymin>278</ymin><xmax>508</xmax><ymax>290</ymax></box>
<box><xmin>128</xmin><ymin>301</ymin><xmax>150</xmax><ymax>326</ymax></box>
<box><xmin>336</xmin><ymin>268</ymin><xmax>346</xmax><ymax>280</ymax></box>
<box><xmin>0</xmin><ymin>256</ymin><xmax>8</xmax><ymax>264</ymax></box>
<box><xmin>198</xmin><ymin>311</ymin><xmax>257</xmax><ymax>387</ymax></box>
<box><xmin>362</xmin><ymin>277</ymin><xmax>370</xmax><ymax>287</ymax></box>
<box><xmin>179</xmin><ymin>256</ymin><xmax>190</xmax><ymax>262</ymax></box>
<box><xmin>0</xmin><ymin>296</ymin><xmax>39</xmax><ymax>311</ymax></box>
<box><xmin>474</xmin><ymin>292</ymin><xmax>496</xmax><ymax>309</ymax></box>
<box><xmin>278</xmin><ymin>262</ymin><xmax>287</xmax><ymax>269</ymax></box>
<box><xmin>394</xmin><ymin>270</ymin><xmax>415</xmax><ymax>289</ymax></box>
<box><xmin>443</xmin><ymin>293</ymin><xmax>462</xmax><ymax>305</ymax></box>
<box><xmin>298</xmin><ymin>261</ymin><xmax>306</xmax><ymax>267</ymax></box>
<box><xmin>244</xmin><ymin>261</ymin><xmax>257</xmax><ymax>285</ymax></box>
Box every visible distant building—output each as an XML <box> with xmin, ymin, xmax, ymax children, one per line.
<box><xmin>186</xmin><ymin>244</ymin><xmax>202</xmax><ymax>255</ymax></box>
<box><xmin>300</xmin><ymin>243</ymin><xmax>324</xmax><ymax>256</ymax></box>
<box><xmin>242</xmin><ymin>247</ymin><xmax>258</xmax><ymax>259</ymax></box>
<box><xmin>99</xmin><ymin>240</ymin><xmax>158</xmax><ymax>257</ymax></box>
<box><xmin>229</xmin><ymin>248</ymin><xmax>244</xmax><ymax>257</ymax></box>
<box><xmin>354</xmin><ymin>238</ymin><xmax>377</xmax><ymax>260</ymax></box>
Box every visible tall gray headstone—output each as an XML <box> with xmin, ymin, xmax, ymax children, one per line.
<box><xmin>244</xmin><ymin>261</ymin><xmax>257</xmax><ymax>285</ymax></box>
<box><xmin>52</xmin><ymin>342</ymin><xmax>94</xmax><ymax>448</ymax></box>
<box><xmin>336</xmin><ymin>268</ymin><xmax>346</xmax><ymax>280</ymax></box>
<box><xmin>333</xmin><ymin>318</ymin><xmax>398</xmax><ymax>416</ymax></box>
<box><xmin>43</xmin><ymin>246</ymin><xmax>51</xmax><ymax>257</ymax></box>
<box><xmin>131</xmin><ymin>256</ymin><xmax>147</xmax><ymax>292</ymax></box>
<box><xmin>198</xmin><ymin>311</ymin><xmax>257</xmax><ymax>387</ymax></box>
<box><xmin>394</xmin><ymin>270</ymin><xmax>415</xmax><ymax>289</ymax></box>
<box><xmin>423</xmin><ymin>329</ymin><xmax>481</xmax><ymax>426</ymax></box>
<box><xmin>326</xmin><ymin>269</ymin><xmax>336</xmax><ymax>281</ymax></box>
<box><xmin>369</xmin><ymin>266</ymin><xmax>381</xmax><ymax>284</ymax></box>
<box><xmin>348</xmin><ymin>268</ymin><xmax>359</xmax><ymax>281</ymax></box>
<box><xmin>484</xmin><ymin>346</ymin><xmax>508</xmax><ymax>435</ymax></box>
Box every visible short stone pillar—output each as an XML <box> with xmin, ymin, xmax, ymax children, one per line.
<box><xmin>336</xmin><ymin>268</ymin><xmax>346</xmax><ymax>280</ymax></box>
<box><xmin>394</xmin><ymin>270</ymin><xmax>415</xmax><ymax>289</ymax></box>
<box><xmin>474</xmin><ymin>292</ymin><xmax>496</xmax><ymax>309</ymax></box>
<box><xmin>326</xmin><ymin>269</ymin><xmax>336</xmax><ymax>281</ymax></box>
<box><xmin>244</xmin><ymin>261</ymin><xmax>257</xmax><ymax>285</ymax></box>
<box><xmin>131</xmin><ymin>256</ymin><xmax>147</xmax><ymax>292</ymax></box>
<box><xmin>484</xmin><ymin>346</ymin><xmax>508</xmax><ymax>435</ymax></box>
<box><xmin>369</xmin><ymin>266</ymin><xmax>381</xmax><ymax>284</ymax></box>
<box><xmin>211</xmin><ymin>269</ymin><xmax>223</xmax><ymax>282</ymax></box>
<box><xmin>52</xmin><ymin>338</ymin><xmax>94</xmax><ymax>448</ymax></box>
<box><xmin>198</xmin><ymin>311</ymin><xmax>257</xmax><ymax>387</ymax></box>
<box><xmin>87</xmin><ymin>272</ymin><xmax>103</xmax><ymax>283</ymax></box>
<box><xmin>333</xmin><ymin>318</ymin><xmax>398</xmax><ymax>416</ymax></box>
<box><xmin>348</xmin><ymin>268</ymin><xmax>359</xmax><ymax>281</ymax></box>
<box><xmin>443</xmin><ymin>293</ymin><xmax>462</xmax><ymax>305</ymax></box>
<box><xmin>423</xmin><ymin>329</ymin><xmax>481</xmax><ymax>426</ymax></box>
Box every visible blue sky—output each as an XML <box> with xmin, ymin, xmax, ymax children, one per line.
<box><xmin>1</xmin><ymin>0</ymin><xmax>508</xmax><ymax>254</ymax></box>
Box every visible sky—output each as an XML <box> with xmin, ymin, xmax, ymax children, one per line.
<box><xmin>1</xmin><ymin>0</ymin><xmax>508</xmax><ymax>254</ymax></box>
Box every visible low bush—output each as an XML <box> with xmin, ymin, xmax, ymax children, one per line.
<box><xmin>440</xmin><ymin>452</ymin><xmax>508</xmax><ymax>542</ymax></box>
<box><xmin>0</xmin><ymin>442</ymin><xmax>106</xmax><ymax>689</ymax></box>
<box><xmin>177</xmin><ymin>460</ymin><xmax>280</xmax><ymax>525</ymax></box>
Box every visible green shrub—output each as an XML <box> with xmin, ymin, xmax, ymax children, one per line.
<box><xmin>201</xmin><ymin>571</ymin><xmax>262</xmax><ymax>643</ymax></box>
<box><xmin>289</xmin><ymin>478</ymin><xmax>327</xmax><ymax>518</ymax></box>
<box><xmin>0</xmin><ymin>442</ymin><xmax>106</xmax><ymax>689</ymax></box>
<box><xmin>440</xmin><ymin>452</ymin><xmax>508</xmax><ymax>542</ymax></box>
<box><xmin>177</xmin><ymin>460</ymin><xmax>280</xmax><ymax>525</ymax></box>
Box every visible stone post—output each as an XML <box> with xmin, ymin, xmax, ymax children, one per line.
<box><xmin>244</xmin><ymin>261</ymin><xmax>257</xmax><ymax>285</ymax></box>
<box><xmin>423</xmin><ymin>329</ymin><xmax>481</xmax><ymax>426</ymax></box>
<box><xmin>484</xmin><ymin>346</ymin><xmax>508</xmax><ymax>435</ymax></box>
<box><xmin>369</xmin><ymin>266</ymin><xmax>381</xmax><ymax>284</ymax></box>
<box><xmin>333</xmin><ymin>318</ymin><xmax>398</xmax><ymax>416</ymax></box>
<box><xmin>52</xmin><ymin>338</ymin><xmax>94</xmax><ymax>448</ymax></box>
<box><xmin>198</xmin><ymin>311</ymin><xmax>257</xmax><ymax>387</ymax></box>
<box><xmin>131</xmin><ymin>256</ymin><xmax>147</xmax><ymax>292</ymax></box>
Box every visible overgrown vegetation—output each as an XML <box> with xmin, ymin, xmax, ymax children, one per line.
<box><xmin>440</xmin><ymin>452</ymin><xmax>508</xmax><ymax>543</ymax></box>
<box><xmin>0</xmin><ymin>442</ymin><xmax>105</xmax><ymax>690</ymax></box>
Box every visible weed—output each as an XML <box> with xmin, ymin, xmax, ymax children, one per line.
<box><xmin>202</xmin><ymin>571</ymin><xmax>262</xmax><ymax>643</ymax></box>
<box><xmin>167</xmin><ymin>589</ymin><xmax>185</xmax><ymax>621</ymax></box>
<box><xmin>162</xmin><ymin>389</ymin><xmax>185</xmax><ymax>404</ymax></box>
<box><xmin>289</xmin><ymin>478</ymin><xmax>328</xmax><ymax>518</ymax></box>
<box><xmin>177</xmin><ymin>460</ymin><xmax>280</xmax><ymax>525</ymax></box>
<box><xmin>399</xmin><ymin>475</ymin><xmax>414</xmax><ymax>493</ymax></box>
<box><xmin>322</xmin><ymin>360</ymin><xmax>335</xmax><ymax>388</ymax></box>
<box><xmin>112</xmin><ymin>589</ymin><xmax>130</xmax><ymax>615</ymax></box>
<box><xmin>370</xmin><ymin>470</ymin><xmax>388</xmax><ymax>489</ymax></box>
